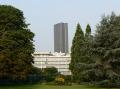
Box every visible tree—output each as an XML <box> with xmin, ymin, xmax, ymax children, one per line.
<box><xmin>92</xmin><ymin>12</ymin><xmax>120</xmax><ymax>87</ymax></box>
<box><xmin>0</xmin><ymin>5</ymin><xmax>34</xmax><ymax>80</ymax></box>
<box><xmin>73</xmin><ymin>24</ymin><xmax>95</xmax><ymax>83</ymax></box>
<box><xmin>85</xmin><ymin>24</ymin><xmax>91</xmax><ymax>37</ymax></box>
<box><xmin>69</xmin><ymin>23</ymin><xmax>84</xmax><ymax>82</ymax></box>
<box><xmin>83</xmin><ymin>24</ymin><xmax>93</xmax><ymax>63</ymax></box>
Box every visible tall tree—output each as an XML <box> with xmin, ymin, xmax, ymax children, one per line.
<box><xmin>92</xmin><ymin>12</ymin><xmax>120</xmax><ymax>87</ymax></box>
<box><xmin>69</xmin><ymin>23</ymin><xmax>84</xmax><ymax>82</ymax></box>
<box><xmin>76</xmin><ymin>24</ymin><xmax>94</xmax><ymax>83</ymax></box>
<box><xmin>0</xmin><ymin>5</ymin><xmax>34</xmax><ymax>80</ymax></box>
<box><xmin>85</xmin><ymin>24</ymin><xmax>91</xmax><ymax>37</ymax></box>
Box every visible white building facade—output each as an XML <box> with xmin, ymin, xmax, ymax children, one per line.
<box><xmin>33</xmin><ymin>52</ymin><xmax>71</xmax><ymax>75</ymax></box>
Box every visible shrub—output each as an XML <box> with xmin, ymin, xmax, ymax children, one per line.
<box><xmin>55</xmin><ymin>75</ymin><xmax>65</xmax><ymax>85</ymax></box>
<box><xmin>43</xmin><ymin>67</ymin><xmax>58</xmax><ymax>82</ymax></box>
<box><xmin>64</xmin><ymin>75</ymin><xmax>72</xmax><ymax>85</ymax></box>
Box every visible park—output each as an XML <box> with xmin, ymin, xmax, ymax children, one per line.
<box><xmin>1</xmin><ymin>1</ymin><xmax>120</xmax><ymax>89</ymax></box>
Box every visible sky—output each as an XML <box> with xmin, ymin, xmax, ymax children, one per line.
<box><xmin>0</xmin><ymin>0</ymin><xmax>120</xmax><ymax>52</ymax></box>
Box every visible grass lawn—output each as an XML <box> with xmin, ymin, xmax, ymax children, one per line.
<box><xmin>0</xmin><ymin>84</ymin><xmax>119</xmax><ymax>89</ymax></box>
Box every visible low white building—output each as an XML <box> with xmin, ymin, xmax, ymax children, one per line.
<box><xmin>33</xmin><ymin>52</ymin><xmax>71</xmax><ymax>75</ymax></box>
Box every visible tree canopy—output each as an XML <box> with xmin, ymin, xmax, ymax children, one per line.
<box><xmin>0</xmin><ymin>5</ymin><xmax>34</xmax><ymax>80</ymax></box>
<box><xmin>70</xmin><ymin>13</ymin><xmax>120</xmax><ymax>87</ymax></box>
<box><xmin>70</xmin><ymin>23</ymin><xmax>85</xmax><ymax>82</ymax></box>
<box><xmin>92</xmin><ymin>12</ymin><xmax>120</xmax><ymax>87</ymax></box>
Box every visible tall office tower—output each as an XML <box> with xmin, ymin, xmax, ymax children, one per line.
<box><xmin>54</xmin><ymin>23</ymin><xmax>68</xmax><ymax>53</ymax></box>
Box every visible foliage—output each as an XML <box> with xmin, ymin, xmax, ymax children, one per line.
<box><xmin>43</xmin><ymin>67</ymin><xmax>58</xmax><ymax>82</ymax></box>
<box><xmin>30</xmin><ymin>67</ymin><xmax>42</xmax><ymax>75</ymax></box>
<box><xmin>91</xmin><ymin>12</ymin><xmax>120</xmax><ymax>87</ymax></box>
<box><xmin>69</xmin><ymin>23</ymin><xmax>84</xmax><ymax>82</ymax></box>
<box><xmin>55</xmin><ymin>75</ymin><xmax>72</xmax><ymax>85</ymax></box>
<box><xmin>70</xmin><ymin>23</ymin><xmax>94</xmax><ymax>83</ymax></box>
<box><xmin>55</xmin><ymin>75</ymin><xmax>65</xmax><ymax>85</ymax></box>
<box><xmin>26</xmin><ymin>67</ymin><xmax>43</xmax><ymax>83</ymax></box>
<box><xmin>77</xmin><ymin>24</ymin><xmax>95</xmax><ymax>83</ymax></box>
<box><xmin>64</xmin><ymin>75</ymin><xmax>72</xmax><ymax>85</ymax></box>
<box><xmin>85</xmin><ymin>24</ymin><xmax>91</xmax><ymax>37</ymax></box>
<box><xmin>0</xmin><ymin>5</ymin><xmax>34</xmax><ymax>81</ymax></box>
<box><xmin>70</xmin><ymin>13</ymin><xmax>120</xmax><ymax>87</ymax></box>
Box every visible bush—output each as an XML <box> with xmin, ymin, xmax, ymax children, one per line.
<box><xmin>55</xmin><ymin>75</ymin><xmax>65</xmax><ymax>85</ymax></box>
<box><xmin>43</xmin><ymin>67</ymin><xmax>58</xmax><ymax>82</ymax></box>
<box><xmin>55</xmin><ymin>75</ymin><xmax>72</xmax><ymax>85</ymax></box>
<box><xmin>0</xmin><ymin>67</ymin><xmax>43</xmax><ymax>85</ymax></box>
<box><xmin>64</xmin><ymin>75</ymin><xmax>72</xmax><ymax>85</ymax></box>
<box><xmin>28</xmin><ymin>67</ymin><xmax>43</xmax><ymax>83</ymax></box>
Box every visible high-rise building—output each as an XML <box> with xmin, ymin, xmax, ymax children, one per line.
<box><xmin>54</xmin><ymin>23</ymin><xmax>68</xmax><ymax>53</ymax></box>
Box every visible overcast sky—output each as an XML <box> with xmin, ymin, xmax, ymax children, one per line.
<box><xmin>1</xmin><ymin>0</ymin><xmax>120</xmax><ymax>52</ymax></box>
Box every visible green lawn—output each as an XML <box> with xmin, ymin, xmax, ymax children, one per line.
<box><xmin>0</xmin><ymin>84</ymin><xmax>119</xmax><ymax>89</ymax></box>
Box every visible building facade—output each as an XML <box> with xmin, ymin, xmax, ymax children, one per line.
<box><xmin>33</xmin><ymin>52</ymin><xmax>71</xmax><ymax>75</ymax></box>
<box><xmin>54</xmin><ymin>23</ymin><xmax>68</xmax><ymax>53</ymax></box>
